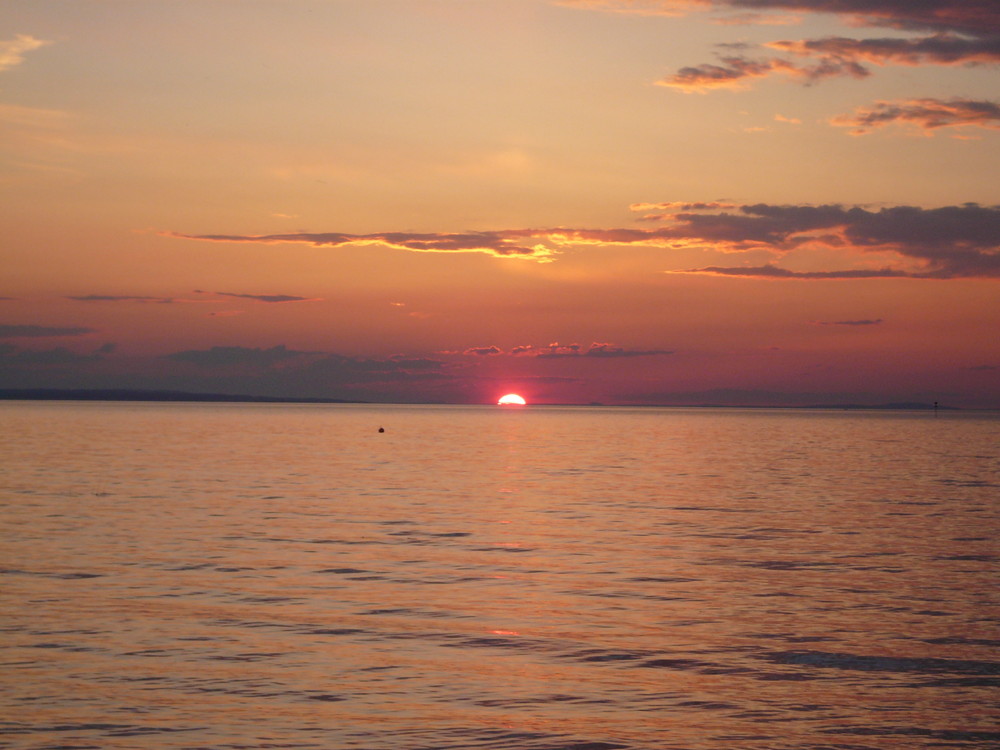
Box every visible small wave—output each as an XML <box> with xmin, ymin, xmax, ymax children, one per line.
<box><xmin>758</xmin><ymin>650</ymin><xmax>1000</xmax><ymax>676</ymax></box>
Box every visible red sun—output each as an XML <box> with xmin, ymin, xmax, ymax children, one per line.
<box><xmin>497</xmin><ymin>393</ymin><xmax>527</xmax><ymax>406</ymax></box>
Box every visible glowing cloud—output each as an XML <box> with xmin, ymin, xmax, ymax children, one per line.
<box><xmin>165</xmin><ymin>230</ymin><xmax>557</xmax><ymax>262</ymax></box>
<box><xmin>0</xmin><ymin>35</ymin><xmax>50</xmax><ymax>73</ymax></box>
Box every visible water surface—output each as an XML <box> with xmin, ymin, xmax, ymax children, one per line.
<box><xmin>1</xmin><ymin>402</ymin><xmax>997</xmax><ymax>748</ymax></box>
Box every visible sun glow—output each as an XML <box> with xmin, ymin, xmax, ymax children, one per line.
<box><xmin>497</xmin><ymin>393</ymin><xmax>527</xmax><ymax>406</ymax></box>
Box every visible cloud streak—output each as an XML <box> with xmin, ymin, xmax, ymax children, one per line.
<box><xmin>831</xmin><ymin>98</ymin><xmax>1000</xmax><ymax>135</ymax></box>
<box><xmin>165</xmin><ymin>230</ymin><xmax>556</xmax><ymax>261</ymax></box>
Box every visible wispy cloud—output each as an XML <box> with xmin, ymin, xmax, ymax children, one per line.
<box><xmin>0</xmin><ymin>324</ymin><xmax>95</xmax><ymax>338</ymax></box>
<box><xmin>464</xmin><ymin>346</ymin><xmax>504</xmax><ymax>356</ymax></box>
<box><xmin>832</xmin><ymin>98</ymin><xmax>1000</xmax><ymax>135</ymax></box>
<box><xmin>0</xmin><ymin>35</ymin><xmax>50</xmax><ymax>73</ymax></box>
<box><xmin>166</xmin><ymin>231</ymin><xmax>556</xmax><ymax>262</ymax></box>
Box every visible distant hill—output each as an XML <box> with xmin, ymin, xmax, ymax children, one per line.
<box><xmin>0</xmin><ymin>388</ymin><xmax>361</xmax><ymax>404</ymax></box>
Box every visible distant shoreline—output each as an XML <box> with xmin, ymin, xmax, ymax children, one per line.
<box><xmin>0</xmin><ymin>388</ymin><xmax>973</xmax><ymax>410</ymax></box>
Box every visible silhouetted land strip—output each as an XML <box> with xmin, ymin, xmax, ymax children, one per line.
<box><xmin>0</xmin><ymin>389</ymin><xmax>965</xmax><ymax>410</ymax></box>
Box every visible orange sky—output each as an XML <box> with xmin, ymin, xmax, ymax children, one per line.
<box><xmin>2</xmin><ymin>0</ymin><xmax>998</xmax><ymax>406</ymax></box>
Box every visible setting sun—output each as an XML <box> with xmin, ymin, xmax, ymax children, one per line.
<box><xmin>497</xmin><ymin>393</ymin><xmax>527</xmax><ymax>406</ymax></box>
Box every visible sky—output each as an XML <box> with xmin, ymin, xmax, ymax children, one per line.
<box><xmin>2</xmin><ymin>0</ymin><xmax>998</xmax><ymax>407</ymax></box>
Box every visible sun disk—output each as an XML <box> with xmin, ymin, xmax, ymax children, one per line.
<box><xmin>497</xmin><ymin>393</ymin><xmax>527</xmax><ymax>406</ymax></box>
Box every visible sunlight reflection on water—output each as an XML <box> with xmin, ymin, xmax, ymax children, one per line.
<box><xmin>1</xmin><ymin>402</ymin><xmax>998</xmax><ymax>749</ymax></box>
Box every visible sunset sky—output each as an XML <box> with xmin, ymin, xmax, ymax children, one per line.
<box><xmin>2</xmin><ymin>0</ymin><xmax>998</xmax><ymax>406</ymax></box>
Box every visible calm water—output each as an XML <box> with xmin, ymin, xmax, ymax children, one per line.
<box><xmin>1</xmin><ymin>401</ymin><xmax>998</xmax><ymax>750</ymax></box>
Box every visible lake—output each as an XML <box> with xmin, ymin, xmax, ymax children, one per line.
<box><xmin>1</xmin><ymin>401</ymin><xmax>998</xmax><ymax>749</ymax></box>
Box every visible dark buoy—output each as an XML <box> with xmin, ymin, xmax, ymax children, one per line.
<box><xmin>378</xmin><ymin>426</ymin><xmax>384</xmax><ymax>433</ymax></box>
